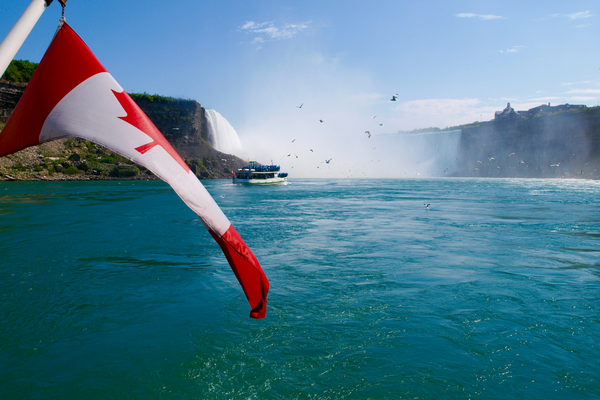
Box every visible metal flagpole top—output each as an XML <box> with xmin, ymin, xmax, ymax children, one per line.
<box><xmin>0</xmin><ymin>0</ymin><xmax>65</xmax><ymax>78</ymax></box>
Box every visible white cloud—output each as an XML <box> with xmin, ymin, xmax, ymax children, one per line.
<box><xmin>548</xmin><ymin>11</ymin><xmax>593</xmax><ymax>20</ymax></box>
<box><xmin>528</xmin><ymin>96</ymin><xmax>560</xmax><ymax>102</ymax></box>
<box><xmin>568</xmin><ymin>11</ymin><xmax>592</xmax><ymax>20</ymax></box>
<box><xmin>561</xmin><ymin>81</ymin><xmax>592</xmax><ymax>86</ymax></box>
<box><xmin>456</xmin><ymin>13</ymin><xmax>503</xmax><ymax>20</ymax></box>
<box><xmin>394</xmin><ymin>98</ymin><xmax>495</xmax><ymax>129</ymax></box>
<box><xmin>238</xmin><ymin>20</ymin><xmax>311</xmax><ymax>44</ymax></box>
<box><xmin>566</xmin><ymin>89</ymin><xmax>600</xmax><ymax>94</ymax></box>
<box><xmin>499</xmin><ymin>45</ymin><xmax>525</xmax><ymax>54</ymax></box>
<box><xmin>569</xmin><ymin>96</ymin><xmax>597</xmax><ymax>102</ymax></box>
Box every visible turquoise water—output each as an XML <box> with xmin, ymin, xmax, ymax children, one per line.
<box><xmin>1</xmin><ymin>178</ymin><xmax>599</xmax><ymax>399</ymax></box>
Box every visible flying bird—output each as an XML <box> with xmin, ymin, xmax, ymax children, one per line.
<box><xmin>297</xmin><ymin>103</ymin><xmax>303</xmax><ymax>108</ymax></box>
<box><xmin>366</xmin><ymin>131</ymin><xmax>372</xmax><ymax>138</ymax></box>
<box><xmin>372</xmin><ymin>115</ymin><xmax>377</xmax><ymax>119</ymax></box>
<box><xmin>291</xmin><ymin>139</ymin><xmax>296</xmax><ymax>142</ymax></box>
<box><xmin>282</xmin><ymin>153</ymin><xmax>298</xmax><ymax>159</ymax></box>
<box><xmin>325</xmin><ymin>158</ymin><xmax>332</xmax><ymax>163</ymax></box>
<box><xmin>319</xmin><ymin>119</ymin><xmax>325</xmax><ymax>123</ymax></box>
<box><xmin>391</xmin><ymin>94</ymin><xmax>398</xmax><ymax>101</ymax></box>
<box><xmin>424</xmin><ymin>203</ymin><xmax>430</xmax><ymax>210</ymax></box>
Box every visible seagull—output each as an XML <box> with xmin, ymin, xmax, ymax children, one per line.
<box><xmin>297</xmin><ymin>103</ymin><xmax>303</xmax><ymax>108</ymax></box>
<box><xmin>319</xmin><ymin>119</ymin><xmax>325</xmax><ymax>123</ymax></box>
<box><xmin>325</xmin><ymin>158</ymin><xmax>332</xmax><ymax>163</ymax></box>
<box><xmin>379</xmin><ymin>123</ymin><xmax>383</xmax><ymax>126</ymax></box>
<box><xmin>282</xmin><ymin>153</ymin><xmax>298</xmax><ymax>159</ymax></box>
<box><xmin>549</xmin><ymin>163</ymin><xmax>560</xmax><ymax>167</ymax></box>
<box><xmin>291</xmin><ymin>139</ymin><xmax>296</xmax><ymax>142</ymax></box>
<box><xmin>391</xmin><ymin>94</ymin><xmax>398</xmax><ymax>101</ymax></box>
<box><xmin>424</xmin><ymin>203</ymin><xmax>430</xmax><ymax>210</ymax></box>
<box><xmin>310</xmin><ymin>149</ymin><xmax>314</xmax><ymax>152</ymax></box>
<box><xmin>372</xmin><ymin>115</ymin><xmax>377</xmax><ymax>119</ymax></box>
<box><xmin>366</xmin><ymin>131</ymin><xmax>372</xmax><ymax>138</ymax></box>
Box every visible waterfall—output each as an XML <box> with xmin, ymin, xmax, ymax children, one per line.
<box><xmin>374</xmin><ymin>130</ymin><xmax>462</xmax><ymax>177</ymax></box>
<box><xmin>204</xmin><ymin>108</ymin><xmax>243</xmax><ymax>155</ymax></box>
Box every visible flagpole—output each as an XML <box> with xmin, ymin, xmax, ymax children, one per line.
<box><xmin>0</xmin><ymin>0</ymin><xmax>55</xmax><ymax>78</ymax></box>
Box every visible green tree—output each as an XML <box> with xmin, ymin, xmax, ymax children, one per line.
<box><xmin>1</xmin><ymin>60</ymin><xmax>38</xmax><ymax>82</ymax></box>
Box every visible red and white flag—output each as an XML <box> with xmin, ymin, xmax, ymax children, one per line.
<box><xmin>0</xmin><ymin>23</ymin><xmax>269</xmax><ymax>318</ymax></box>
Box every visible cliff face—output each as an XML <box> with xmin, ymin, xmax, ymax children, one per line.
<box><xmin>454</xmin><ymin>107</ymin><xmax>600</xmax><ymax>179</ymax></box>
<box><xmin>130</xmin><ymin>96</ymin><xmax>208</xmax><ymax>158</ymax></box>
<box><xmin>0</xmin><ymin>81</ymin><xmax>246</xmax><ymax>180</ymax></box>
<box><xmin>0</xmin><ymin>81</ymin><xmax>26</xmax><ymax>123</ymax></box>
<box><xmin>130</xmin><ymin>95</ymin><xmax>247</xmax><ymax>178</ymax></box>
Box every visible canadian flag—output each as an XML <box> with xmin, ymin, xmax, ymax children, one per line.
<box><xmin>0</xmin><ymin>23</ymin><xmax>269</xmax><ymax>318</ymax></box>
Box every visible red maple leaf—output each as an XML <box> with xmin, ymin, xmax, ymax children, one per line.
<box><xmin>112</xmin><ymin>89</ymin><xmax>190</xmax><ymax>172</ymax></box>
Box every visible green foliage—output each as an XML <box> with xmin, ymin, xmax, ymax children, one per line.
<box><xmin>109</xmin><ymin>165</ymin><xmax>139</xmax><ymax>178</ymax></box>
<box><xmin>397</xmin><ymin>127</ymin><xmax>442</xmax><ymax>135</ymax></box>
<box><xmin>129</xmin><ymin>92</ymin><xmax>178</xmax><ymax>103</ymax></box>
<box><xmin>99</xmin><ymin>156</ymin><xmax>115</xmax><ymax>164</ymax></box>
<box><xmin>90</xmin><ymin>165</ymin><xmax>107</xmax><ymax>175</ymax></box>
<box><xmin>63</xmin><ymin>166</ymin><xmax>81</xmax><ymax>175</ymax></box>
<box><xmin>186</xmin><ymin>158</ymin><xmax>208</xmax><ymax>177</ymax></box>
<box><xmin>11</xmin><ymin>163</ymin><xmax>27</xmax><ymax>171</ymax></box>
<box><xmin>1</xmin><ymin>59</ymin><xmax>38</xmax><ymax>82</ymax></box>
<box><xmin>84</xmin><ymin>140</ymin><xmax>95</xmax><ymax>151</ymax></box>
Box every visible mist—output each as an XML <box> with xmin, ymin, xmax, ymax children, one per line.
<box><xmin>224</xmin><ymin>48</ymin><xmax>476</xmax><ymax>178</ymax></box>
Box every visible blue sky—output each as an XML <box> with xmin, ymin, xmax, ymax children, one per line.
<box><xmin>2</xmin><ymin>1</ymin><xmax>599</xmax><ymax>176</ymax></box>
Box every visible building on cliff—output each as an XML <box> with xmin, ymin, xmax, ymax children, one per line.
<box><xmin>494</xmin><ymin>102</ymin><xmax>586</xmax><ymax>121</ymax></box>
<box><xmin>520</xmin><ymin>103</ymin><xmax>586</xmax><ymax>118</ymax></box>
<box><xmin>494</xmin><ymin>102</ymin><xmax>520</xmax><ymax>121</ymax></box>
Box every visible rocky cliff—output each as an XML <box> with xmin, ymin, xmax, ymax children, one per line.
<box><xmin>453</xmin><ymin>107</ymin><xmax>600</xmax><ymax>179</ymax></box>
<box><xmin>0</xmin><ymin>81</ymin><xmax>26</xmax><ymax>123</ymax></box>
<box><xmin>0</xmin><ymin>81</ymin><xmax>246</xmax><ymax>181</ymax></box>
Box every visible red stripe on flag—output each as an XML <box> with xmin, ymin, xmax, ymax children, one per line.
<box><xmin>0</xmin><ymin>23</ymin><xmax>107</xmax><ymax>156</ymax></box>
<box><xmin>135</xmin><ymin>141</ymin><xmax>159</xmax><ymax>154</ymax></box>
<box><xmin>210</xmin><ymin>225</ymin><xmax>269</xmax><ymax>319</ymax></box>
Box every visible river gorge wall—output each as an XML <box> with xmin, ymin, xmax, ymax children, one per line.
<box><xmin>453</xmin><ymin>107</ymin><xmax>600</xmax><ymax>179</ymax></box>
<box><xmin>0</xmin><ymin>81</ymin><xmax>246</xmax><ymax>180</ymax></box>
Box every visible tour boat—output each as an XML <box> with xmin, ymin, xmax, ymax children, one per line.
<box><xmin>232</xmin><ymin>161</ymin><xmax>288</xmax><ymax>185</ymax></box>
